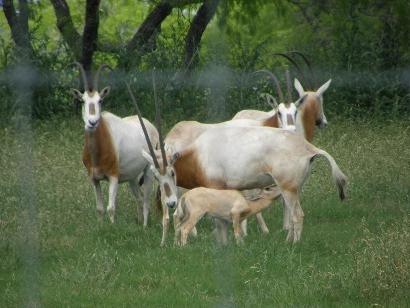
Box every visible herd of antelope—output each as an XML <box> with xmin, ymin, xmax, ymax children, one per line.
<box><xmin>71</xmin><ymin>52</ymin><xmax>347</xmax><ymax>247</ymax></box>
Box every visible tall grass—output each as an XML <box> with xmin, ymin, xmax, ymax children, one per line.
<box><xmin>0</xmin><ymin>116</ymin><xmax>409</xmax><ymax>306</ymax></box>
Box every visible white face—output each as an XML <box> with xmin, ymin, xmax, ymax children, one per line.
<box><xmin>151</xmin><ymin>165</ymin><xmax>179</xmax><ymax>209</ymax></box>
<box><xmin>81</xmin><ymin>91</ymin><xmax>102</xmax><ymax>131</ymax></box>
<box><xmin>71</xmin><ymin>86</ymin><xmax>110</xmax><ymax>132</ymax></box>
<box><xmin>277</xmin><ymin>103</ymin><xmax>297</xmax><ymax>131</ymax></box>
<box><xmin>142</xmin><ymin>150</ymin><xmax>179</xmax><ymax>209</ymax></box>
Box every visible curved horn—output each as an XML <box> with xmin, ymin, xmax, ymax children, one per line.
<box><xmin>152</xmin><ymin>69</ymin><xmax>168</xmax><ymax>170</ymax></box>
<box><xmin>94</xmin><ymin>64</ymin><xmax>113</xmax><ymax>91</ymax></box>
<box><xmin>72</xmin><ymin>61</ymin><xmax>90</xmax><ymax>91</ymax></box>
<box><xmin>252</xmin><ymin>69</ymin><xmax>284</xmax><ymax>103</ymax></box>
<box><xmin>126</xmin><ymin>82</ymin><xmax>160</xmax><ymax>170</ymax></box>
<box><xmin>273</xmin><ymin>52</ymin><xmax>309</xmax><ymax>90</ymax></box>
<box><xmin>285</xmin><ymin>69</ymin><xmax>292</xmax><ymax>104</ymax></box>
<box><xmin>260</xmin><ymin>93</ymin><xmax>278</xmax><ymax>109</ymax></box>
<box><xmin>288</xmin><ymin>50</ymin><xmax>316</xmax><ymax>89</ymax></box>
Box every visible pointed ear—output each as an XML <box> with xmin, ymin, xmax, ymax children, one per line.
<box><xmin>142</xmin><ymin>150</ymin><xmax>161</xmax><ymax>178</ymax></box>
<box><xmin>142</xmin><ymin>150</ymin><xmax>154</xmax><ymax>166</ymax></box>
<box><xmin>294</xmin><ymin>78</ymin><xmax>305</xmax><ymax>97</ymax></box>
<box><xmin>170</xmin><ymin>152</ymin><xmax>181</xmax><ymax>165</ymax></box>
<box><xmin>315</xmin><ymin>79</ymin><xmax>331</xmax><ymax>97</ymax></box>
<box><xmin>100</xmin><ymin>86</ymin><xmax>111</xmax><ymax>100</ymax></box>
<box><xmin>295</xmin><ymin>93</ymin><xmax>308</xmax><ymax>108</ymax></box>
<box><xmin>70</xmin><ymin>88</ymin><xmax>83</xmax><ymax>101</ymax></box>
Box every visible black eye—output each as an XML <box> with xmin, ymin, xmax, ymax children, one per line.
<box><xmin>170</xmin><ymin>170</ymin><xmax>175</xmax><ymax>177</ymax></box>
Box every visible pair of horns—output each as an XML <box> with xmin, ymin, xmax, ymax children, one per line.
<box><xmin>273</xmin><ymin>51</ymin><xmax>316</xmax><ymax>90</ymax></box>
<box><xmin>126</xmin><ymin>70</ymin><xmax>168</xmax><ymax>172</ymax></box>
<box><xmin>252</xmin><ymin>69</ymin><xmax>293</xmax><ymax>105</ymax></box>
<box><xmin>73</xmin><ymin>62</ymin><xmax>112</xmax><ymax>92</ymax></box>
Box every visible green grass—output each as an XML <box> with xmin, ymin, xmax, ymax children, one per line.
<box><xmin>1</xmin><ymin>117</ymin><xmax>409</xmax><ymax>307</ymax></box>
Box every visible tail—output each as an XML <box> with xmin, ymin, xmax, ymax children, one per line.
<box><xmin>315</xmin><ymin>149</ymin><xmax>347</xmax><ymax>200</ymax></box>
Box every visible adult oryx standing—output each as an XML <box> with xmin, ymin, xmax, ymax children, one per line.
<box><xmin>71</xmin><ymin>63</ymin><xmax>159</xmax><ymax>225</ymax></box>
<box><xmin>128</xmin><ymin>82</ymin><xmax>347</xmax><ymax>245</ymax></box>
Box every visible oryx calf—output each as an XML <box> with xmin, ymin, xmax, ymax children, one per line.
<box><xmin>173</xmin><ymin>186</ymin><xmax>282</xmax><ymax>246</ymax></box>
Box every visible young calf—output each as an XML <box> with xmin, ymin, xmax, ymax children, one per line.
<box><xmin>173</xmin><ymin>186</ymin><xmax>281</xmax><ymax>246</ymax></box>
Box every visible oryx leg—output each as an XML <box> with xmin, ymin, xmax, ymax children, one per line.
<box><xmin>107</xmin><ymin>176</ymin><xmax>119</xmax><ymax>224</ymax></box>
<box><xmin>179</xmin><ymin>212</ymin><xmax>202</xmax><ymax>246</ymax></box>
<box><xmin>281</xmin><ymin>190</ymin><xmax>304</xmax><ymax>243</ymax></box>
<box><xmin>215</xmin><ymin>218</ymin><xmax>228</xmax><ymax>245</ymax></box>
<box><xmin>128</xmin><ymin>179</ymin><xmax>143</xmax><ymax>224</ymax></box>
<box><xmin>160</xmin><ymin>204</ymin><xmax>169</xmax><ymax>247</ymax></box>
<box><xmin>91</xmin><ymin>178</ymin><xmax>104</xmax><ymax>220</ymax></box>
<box><xmin>173</xmin><ymin>211</ymin><xmax>181</xmax><ymax>245</ymax></box>
<box><xmin>256</xmin><ymin>212</ymin><xmax>270</xmax><ymax>234</ymax></box>
<box><xmin>282</xmin><ymin>197</ymin><xmax>291</xmax><ymax>230</ymax></box>
<box><xmin>141</xmin><ymin>170</ymin><xmax>154</xmax><ymax>227</ymax></box>
<box><xmin>240</xmin><ymin>219</ymin><xmax>248</xmax><ymax>237</ymax></box>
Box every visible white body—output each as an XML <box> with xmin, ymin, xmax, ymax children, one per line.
<box><xmin>149</xmin><ymin>126</ymin><xmax>347</xmax><ymax>243</ymax></box>
<box><xmin>83</xmin><ymin>109</ymin><xmax>159</xmax><ymax>225</ymax></box>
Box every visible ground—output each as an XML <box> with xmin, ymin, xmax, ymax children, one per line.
<box><xmin>0</xmin><ymin>117</ymin><xmax>409</xmax><ymax>307</ymax></box>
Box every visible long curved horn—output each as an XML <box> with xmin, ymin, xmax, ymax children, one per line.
<box><xmin>273</xmin><ymin>52</ymin><xmax>309</xmax><ymax>90</ymax></box>
<box><xmin>126</xmin><ymin>82</ymin><xmax>160</xmax><ymax>170</ymax></box>
<box><xmin>285</xmin><ymin>69</ymin><xmax>292</xmax><ymax>104</ymax></box>
<box><xmin>72</xmin><ymin>62</ymin><xmax>90</xmax><ymax>91</ymax></box>
<box><xmin>260</xmin><ymin>93</ymin><xmax>278</xmax><ymax>109</ymax></box>
<box><xmin>288</xmin><ymin>50</ymin><xmax>316</xmax><ymax>89</ymax></box>
<box><xmin>252</xmin><ymin>69</ymin><xmax>284</xmax><ymax>103</ymax></box>
<box><xmin>94</xmin><ymin>64</ymin><xmax>113</xmax><ymax>91</ymax></box>
<box><xmin>152</xmin><ymin>69</ymin><xmax>168</xmax><ymax>170</ymax></box>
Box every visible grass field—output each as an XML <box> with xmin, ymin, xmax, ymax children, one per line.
<box><xmin>1</xmin><ymin>116</ymin><xmax>410</xmax><ymax>307</ymax></box>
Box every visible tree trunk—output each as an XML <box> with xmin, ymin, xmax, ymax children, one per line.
<box><xmin>82</xmin><ymin>0</ymin><xmax>101</xmax><ymax>87</ymax></box>
<box><xmin>49</xmin><ymin>0</ymin><xmax>82</xmax><ymax>60</ymax></box>
<box><xmin>183</xmin><ymin>0</ymin><xmax>219</xmax><ymax>69</ymax></box>
<box><xmin>2</xmin><ymin>0</ymin><xmax>33</xmax><ymax>58</ymax></box>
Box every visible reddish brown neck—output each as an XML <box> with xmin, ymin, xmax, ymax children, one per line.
<box><xmin>82</xmin><ymin>118</ymin><xmax>118</xmax><ymax>177</ymax></box>
<box><xmin>300</xmin><ymin>96</ymin><xmax>319</xmax><ymax>142</ymax></box>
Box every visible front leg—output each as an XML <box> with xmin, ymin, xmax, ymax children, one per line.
<box><xmin>107</xmin><ymin>176</ymin><xmax>119</xmax><ymax>224</ymax></box>
<box><xmin>160</xmin><ymin>204</ymin><xmax>169</xmax><ymax>247</ymax></box>
<box><xmin>141</xmin><ymin>170</ymin><xmax>154</xmax><ymax>227</ymax></box>
<box><xmin>256</xmin><ymin>213</ymin><xmax>269</xmax><ymax>234</ymax></box>
<box><xmin>92</xmin><ymin>178</ymin><xmax>104</xmax><ymax>221</ymax></box>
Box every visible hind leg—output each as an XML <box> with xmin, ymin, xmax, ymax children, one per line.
<box><xmin>128</xmin><ymin>179</ymin><xmax>143</xmax><ymax>224</ymax></box>
<box><xmin>281</xmin><ymin>190</ymin><xmax>304</xmax><ymax>242</ymax></box>
<box><xmin>282</xmin><ymin>197</ymin><xmax>291</xmax><ymax>230</ymax></box>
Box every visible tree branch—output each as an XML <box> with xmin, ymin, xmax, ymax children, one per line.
<box><xmin>2</xmin><ymin>0</ymin><xmax>33</xmax><ymax>55</ymax></box>
<box><xmin>49</xmin><ymin>0</ymin><xmax>82</xmax><ymax>59</ymax></box>
<box><xmin>183</xmin><ymin>0</ymin><xmax>219</xmax><ymax>69</ymax></box>
<box><xmin>124</xmin><ymin>2</ymin><xmax>173</xmax><ymax>57</ymax></box>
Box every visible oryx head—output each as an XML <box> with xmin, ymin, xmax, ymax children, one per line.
<box><xmin>126</xmin><ymin>80</ymin><xmax>179</xmax><ymax>209</ymax></box>
<box><xmin>294</xmin><ymin>78</ymin><xmax>331</xmax><ymax>128</ymax></box>
<box><xmin>254</xmin><ymin>69</ymin><xmax>298</xmax><ymax>131</ymax></box>
<box><xmin>70</xmin><ymin>62</ymin><xmax>111</xmax><ymax>132</ymax></box>
<box><xmin>274</xmin><ymin>51</ymin><xmax>332</xmax><ymax>130</ymax></box>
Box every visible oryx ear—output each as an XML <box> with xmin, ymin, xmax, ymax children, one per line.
<box><xmin>315</xmin><ymin>79</ymin><xmax>331</xmax><ymax>97</ymax></box>
<box><xmin>142</xmin><ymin>150</ymin><xmax>161</xmax><ymax>178</ymax></box>
<box><xmin>295</xmin><ymin>93</ymin><xmax>308</xmax><ymax>108</ymax></box>
<box><xmin>142</xmin><ymin>150</ymin><xmax>155</xmax><ymax>166</ymax></box>
<box><xmin>70</xmin><ymin>88</ymin><xmax>83</xmax><ymax>101</ymax></box>
<box><xmin>170</xmin><ymin>152</ymin><xmax>181</xmax><ymax>165</ymax></box>
<box><xmin>294</xmin><ymin>78</ymin><xmax>305</xmax><ymax>97</ymax></box>
<box><xmin>100</xmin><ymin>86</ymin><xmax>111</xmax><ymax>100</ymax></box>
